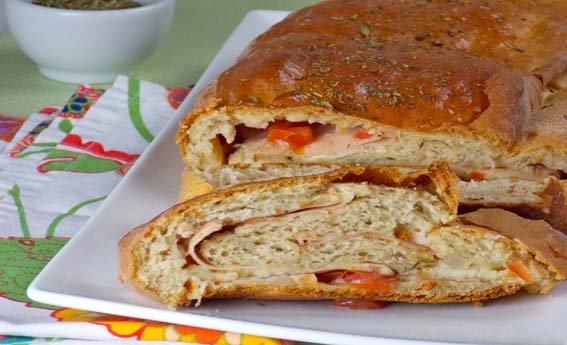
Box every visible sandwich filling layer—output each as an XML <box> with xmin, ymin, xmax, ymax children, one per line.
<box><xmin>182</xmin><ymin>110</ymin><xmax>566</xmax><ymax>181</ymax></box>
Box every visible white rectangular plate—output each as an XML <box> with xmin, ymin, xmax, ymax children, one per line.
<box><xmin>29</xmin><ymin>10</ymin><xmax>567</xmax><ymax>345</ymax></box>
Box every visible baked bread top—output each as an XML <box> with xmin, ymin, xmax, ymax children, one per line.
<box><xmin>254</xmin><ymin>0</ymin><xmax>567</xmax><ymax>75</ymax></box>
<box><xmin>181</xmin><ymin>0</ymin><xmax>567</xmax><ymax>148</ymax></box>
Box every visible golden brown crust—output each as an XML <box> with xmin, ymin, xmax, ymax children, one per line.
<box><xmin>212</xmin><ymin>50</ymin><xmax>536</xmax><ymax>144</ymax></box>
<box><xmin>178</xmin><ymin>0</ymin><xmax>567</xmax><ymax>153</ymax></box>
<box><xmin>204</xmin><ymin>280</ymin><xmax>522</xmax><ymax>304</ymax></box>
<box><xmin>460</xmin><ymin>208</ymin><xmax>567</xmax><ymax>280</ymax></box>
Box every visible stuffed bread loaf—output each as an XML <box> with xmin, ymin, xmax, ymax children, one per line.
<box><xmin>119</xmin><ymin>164</ymin><xmax>567</xmax><ymax>308</ymax></box>
<box><xmin>176</xmin><ymin>0</ymin><xmax>567</xmax><ymax>231</ymax></box>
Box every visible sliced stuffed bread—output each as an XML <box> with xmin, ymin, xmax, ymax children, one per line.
<box><xmin>119</xmin><ymin>163</ymin><xmax>567</xmax><ymax>308</ymax></box>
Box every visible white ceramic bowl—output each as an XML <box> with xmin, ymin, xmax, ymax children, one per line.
<box><xmin>6</xmin><ymin>0</ymin><xmax>175</xmax><ymax>83</ymax></box>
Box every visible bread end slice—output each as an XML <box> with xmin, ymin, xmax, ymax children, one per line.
<box><xmin>119</xmin><ymin>164</ymin><xmax>566</xmax><ymax>309</ymax></box>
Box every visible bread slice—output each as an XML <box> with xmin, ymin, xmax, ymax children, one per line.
<box><xmin>178</xmin><ymin>164</ymin><xmax>567</xmax><ymax>233</ymax></box>
<box><xmin>119</xmin><ymin>163</ymin><xmax>567</xmax><ymax>309</ymax></box>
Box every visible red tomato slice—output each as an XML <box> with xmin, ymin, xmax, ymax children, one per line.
<box><xmin>353</xmin><ymin>128</ymin><xmax>373</xmax><ymax>140</ymax></box>
<box><xmin>470</xmin><ymin>170</ymin><xmax>486</xmax><ymax>181</ymax></box>
<box><xmin>267</xmin><ymin>121</ymin><xmax>314</xmax><ymax>154</ymax></box>
<box><xmin>331</xmin><ymin>299</ymin><xmax>389</xmax><ymax>310</ymax></box>
<box><xmin>316</xmin><ymin>270</ymin><xmax>346</xmax><ymax>284</ymax></box>
<box><xmin>343</xmin><ymin>271</ymin><xmax>397</xmax><ymax>291</ymax></box>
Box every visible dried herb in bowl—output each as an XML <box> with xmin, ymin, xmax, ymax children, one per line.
<box><xmin>32</xmin><ymin>0</ymin><xmax>142</xmax><ymax>10</ymax></box>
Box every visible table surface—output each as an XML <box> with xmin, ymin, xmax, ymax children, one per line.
<box><xmin>0</xmin><ymin>0</ymin><xmax>316</xmax><ymax>116</ymax></box>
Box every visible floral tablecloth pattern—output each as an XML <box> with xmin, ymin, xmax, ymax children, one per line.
<box><xmin>0</xmin><ymin>76</ymin><xmax>288</xmax><ymax>345</ymax></box>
